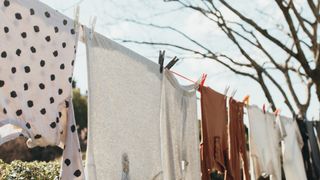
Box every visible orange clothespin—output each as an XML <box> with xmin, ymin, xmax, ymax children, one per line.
<box><xmin>274</xmin><ymin>109</ymin><xmax>281</xmax><ymax>116</ymax></box>
<box><xmin>242</xmin><ymin>95</ymin><xmax>250</xmax><ymax>106</ymax></box>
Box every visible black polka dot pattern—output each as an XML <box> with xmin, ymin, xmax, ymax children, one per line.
<box><xmin>64</xmin><ymin>159</ymin><xmax>71</xmax><ymax>166</ymax></box>
<box><xmin>3</xmin><ymin>0</ymin><xmax>10</xmax><ymax>7</ymax></box>
<box><xmin>58</xmin><ymin>89</ymin><xmax>63</xmax><ymax>95</ymax></box>
<box><xmin>0</xmin><ymin>1</ymin><xmax>81</xmax><ymax>178</ymax></box>
<box><xmin>16</xmin><ymin>109</ymin><xmax>22</xmax><ymax>116</ymax></box>
<box><xmin>26</xmin><ymin>122</ymin><xmax>31</xmax><ymax>129</ymax></box>
<box><xmin>0</xmin><ymin>80</ymin><xmax>4</xmax><ymax>87</ymax></box>
<box><xmin>30</xmin><ymin>46</ymin><xmax>36</xmax><ymax>53</ymax></box>
<box><xmin>50</xmin><ymin>122</ymin><xmax>56</xmax><ymax>128</ymax></box>
<box><xmin>71</xmin><ymin>125</ymin><xmax>76</xmax><ymax>132</ymax></box>
<box><xmin>30</xmin><ymin>9</ymin><xmax>35</xmax><ymax>15</ymax></box>
<box><xmin>27</xmin><ymin>100</ymin><xmax>33</xmax><ymax>107</ymax></box>
<box><xmin>16</xmin><ymin>49</ymin><xmax>21</xmax><ymax>56</ymax></box>
<box><xmin>21</xmin><ymin>32</ymin><xmax>27</xmax><ymax>38</ymax></box>
<box><xmin>73</xmin><ymin>170</ymin><xmax>81</xmax><ymax>177</ymax></box>
<box><xmin>40</xmin><ymin>108</ymin><xmax>46</xmax><ymax>115</ymax></box>
<box><xmin>45</xmin><ymin>11</ymin><xmax>50</xmax><ymax>18</ymax></box>
<box><xmin>11</xmin><ymin>67</ymin><xmax>16</xmax><ymax>74</ymax></box>
<box><xmin>65</xmin><ymin>101</ymin><xmax>69</xmax><ymax>108</ymax></box>
<box><xmin>54</xmin><ymin>26</ymin><xmax>59</xmax><ymax>33</ymax></box>
<box><xmin>53</xmin><ymin>50</ymin><xmax>58</xmax><ymax>57</ymax></box>
<box><xmin>15</xmin><ymin>13</ymin><xmax>22</xmax><ymax>20</ymax></box>
<box><xmin>34</xmin><ymin>134</ymin><xmax>42</xmax><ymax>139</ymax></box>
<box><xmin>4</xmin><ymin>27</ymin><xmax>9</xmax><ymax>33</ymax></box>
<box><xmin>40</xmin><ymin>60</ymin><xmax>45</xmax><ymax>67</ymax></box>
<box><xmin>50</xmin><ymin>74</ymin><xmax>55</xmax><ymax>81</ymax></box>
<box><xmin>24</xmin><ymin>66</ymin><xmax>31</xmax><ymax>73</ymax></box>
<box><xmin>39</xmin><ymin>83</ymin><xmax>45</xmax><ymax>89</ymax></box>
<box><xmin>10</xmin><ymin>91</ymin><xmax>17</xmax><ymax>98</ymax></box>
<box><xmin>33</xmin><ymin>26</ymin><xmax>40</xmax><ymax>32</ymax></box>
<box><xmin>1</xmin><ymin>51</ymin><xmax>7</xmax><ymax>58</ymax></box>
<box><xmin>50</xmin><ymin>97</ymin><xmax>54</xmax><ymax>104</ymax></box>
<box><xmin>24</xmin><ymin>83</ymin><xmax>28</xmax><ymax>91</ymax></box>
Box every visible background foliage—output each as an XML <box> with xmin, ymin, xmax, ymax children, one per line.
<box><xmin>0</xmin><ymin>159</ymin><xmax>60</xmax><ymax>180</ymax></box>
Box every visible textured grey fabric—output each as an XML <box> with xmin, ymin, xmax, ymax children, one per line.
<box><xmin>84</xmin><ymin>28</ymin><xmax>162</xmax><ymax>180</ymax></box>
<box><xmin>280</xmin><ymin>116</ymin><xmax>307</xmax><ymax>180</ymax></box>
<box><xmin>160</xmin><ymin>69</ymin><xmax>201</xmax><ymax>180</ymax></box>
<box><xmin>247</xmin><ymin>106</ymin><xmax>285</xmax><ymax>180</ymax></box>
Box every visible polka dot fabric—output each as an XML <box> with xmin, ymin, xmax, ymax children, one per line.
<box><xmin>0</xmin><ymin>0</ymin><xmax>84</xmax><ymax>179</ymax></box>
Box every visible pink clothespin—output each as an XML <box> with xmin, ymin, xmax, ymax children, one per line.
<box><xmin>200</xmin><ymin>73</ymin><xmax>207</xmax><ymax>87</ymax></box>
<box><xmin>262</xmin><ymin>104</ymin><xmax>266</xmax><ymax>114</ymax></box>
<box><xmin>274</xmin><ymin>109</ymin><xmax>281</xmax><ymax>116</ymax></box>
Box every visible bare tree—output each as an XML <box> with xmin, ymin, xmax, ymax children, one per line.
<box><xmin>119</xmin><ymin>0</ymin><xmax>319</xmax><ymax>118</ymax></box>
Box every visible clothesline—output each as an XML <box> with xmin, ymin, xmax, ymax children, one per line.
<box><xmin>168</xmin><ymin>69</ymin><xmax>198</xmax><ymax>84</ymax></box>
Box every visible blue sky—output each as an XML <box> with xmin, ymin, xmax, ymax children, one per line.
<box><xmin>40</xmin><ymin>0</ymin><xmax>319</xmax><ymax>119</ymax></box>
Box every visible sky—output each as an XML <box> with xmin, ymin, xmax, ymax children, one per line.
<box><xmin>40</xmin><ymin>0</ymin><xmax>319</xmax><ymax>120</ymax></box>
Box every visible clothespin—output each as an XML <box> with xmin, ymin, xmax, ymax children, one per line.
<box><xmin>262</xmin><ymin>104</ymin><xmax>266</xmax><ymax>114</ymax></box>
<box><xmin>158</xmin><ymin>50</ymin><xmax>165</xmax><ymax>73</ymax></box>
<box><xmin>88</xmin><ymin>16</ymin><xmax>97</xmax><ymax>40</ymax></box>
<box><xmin>274</xmin><ymin>109</ymin><xmax>281</xmax><ymax>116</ymax></box>
<box><xmin>200</xmin><ymin>73</ymin><xmax>207</xmax><ymax>87</ymax></box>
<box><xmin>196</xmin><ymin>73</ymin><xmax>207</xmax><ymax>92</ymax></box>
<box><xmin>73</xmin><ymin>5</ymin><xmax>80</xmax><ymax>29</ymax></box>
<box><xmin>242</xmin><ymin>95</ymin><xmax>250</xmax><ymax>106</ymax></box>
<box><xmin>224</xmin><ymin>85</ymin><xmax>230</xmax><ymax>96</ymax></box>
<box><xmin>231</xmin><ymin>89</ymin><xmax>237</xmax><ymax>98</ymax></box>
<box><xmin>165</xmin><ymin>56</ymin><xmax>179</xmax><ymax>70</ymax></box>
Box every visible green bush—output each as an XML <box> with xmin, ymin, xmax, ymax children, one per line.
<box><xmin>0</xmin><ymin>159</ymin><xmax>60</xmax><ymax>180</ymax></box>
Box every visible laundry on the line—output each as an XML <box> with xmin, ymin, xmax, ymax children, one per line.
<box><xmin>0</xmin><ymin>1</ymin><xmax>319</xmax><ymax>180</ymax></box>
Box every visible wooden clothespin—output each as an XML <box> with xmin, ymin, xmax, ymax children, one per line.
<box><xmin>242</xmin><ymin>95</ymin><xmax>250</xmax><ymax>106</ymax></box>
<box><xmin>165</xmin><ymin>56</ymin><xmax>179</xmax><ymax>70</ymax></box>
<box><xmin>231</xmin><ymin>89</ymin><xmax>237</xmax><ymax>98</ymax></box>
<box><xmin>224</xmin><ymin>85</ymin><xmax>230</xmax><ymax>96</ymax></box>
<box><xmin>158</xmin><ymin>50</ymin><xmax>165</xmax><ymax>73</ymax></box>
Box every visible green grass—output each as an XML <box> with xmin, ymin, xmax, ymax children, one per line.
<box><xmin>0</xmin><ymin>159</ymin><xmax>60</xmax><ymax>180</ymax></box>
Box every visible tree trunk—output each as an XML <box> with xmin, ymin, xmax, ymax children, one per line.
<box><xmin>312</xmin><ymin>69</ymin><xmax>320</xmax><ymax>103</ymax></box>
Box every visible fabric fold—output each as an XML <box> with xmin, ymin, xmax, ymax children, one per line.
<box><xmin>160</xmin><ymin>69</ymin><xmax>201</xmax><ymax>180</ymax></box>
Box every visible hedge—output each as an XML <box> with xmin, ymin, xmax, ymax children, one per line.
<box><xmin>0</xmin><ymin>159</ymin><xmax>60</xmax><ymax>180</ymax></box>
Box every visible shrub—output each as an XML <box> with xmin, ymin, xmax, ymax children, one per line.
<box><xmin>0</xmin><ymin>159</ymin><xmax>60</xmax><ymax>180</ymax></box>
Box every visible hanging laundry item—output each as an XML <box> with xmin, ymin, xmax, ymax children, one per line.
<box><xmin>247</xmin><ymin>106</ymin><xmax>285</xmax><ymax>180</ymax></box>
<box><xmin>160</xmin><ymin>69</ymin><xmax>201</xmax><ymax>180</ymax></box>
<box><xmin>279</xmin><ymin>116</ymin><xmax>307</xmax><ymax>180</ymax></box>
<box><xmin>227</xmin><ymin>98</ymin><xmax>250</xmax><ymax>180</ymax></box>
<box><xmin>315</xmin><ymin>121</ymin><xmax>320</xmax><ymax>145</ymax></box>
<box><xmin>0</xmin><ymin>0</ymin><xmax>83</xmax><ymax>179</ymax></box>
<box><xmin>200</xmin><ymin>86</ymin><xmax>228</xmax><ymax>179</ymax></box>
<box><xmin>84</xmin><ymin>28</ymin><xmax>162</xmax><ymax>180</ymax></box>
<box><xmin>296</xmin><ymin>119</ymin><xmax>317</xmax><ymax>180</ymax></box>
<box><xmin>306</xmin><ymin>121</ymin><xmax>320</xmax><ymax>178</ymax></box>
